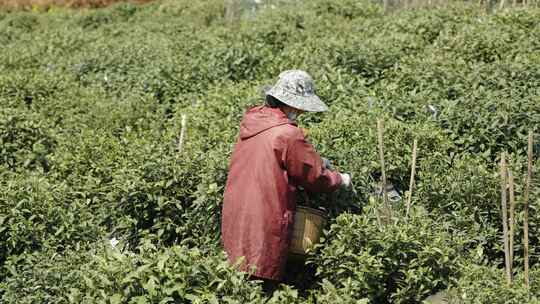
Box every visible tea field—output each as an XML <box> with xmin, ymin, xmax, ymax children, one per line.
<box><xmin>1</xmin><ymin>0</ymin><xmax>540</xmax><ymax>303</ymax></box>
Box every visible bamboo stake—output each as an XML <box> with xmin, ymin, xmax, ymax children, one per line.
<box><xmin>406</xmin><ymin>139</ymin><xmax>418</xmax><ymax>218</ymax></box>
<box><xmin>508</xmin><ymin>168</ymin><xmax>515</xmax><ymax>276</ymax></box>
<box><xmin>178</xmin><ymin>114</ymin><xmax>187</xmax><ymax>153</ymax></box>
<box><xmin>500</xmin><ymin>153</ymin><xmax>512</xmax><ymax>285</ymax></box>
<box><xmin>524</xmin><ymin>132</ymin><xmax>534</xmax><ymax>288</ymax></box>
<box><xmin>377</xmin><ymin>119</ymin><xmax>391</xmax><ymax>221</ymax></box>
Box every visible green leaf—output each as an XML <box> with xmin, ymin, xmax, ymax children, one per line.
<box><xmin>110</xmin><ymin>294</ymin><xmax>123</xmax><ymax>304</ymax></box>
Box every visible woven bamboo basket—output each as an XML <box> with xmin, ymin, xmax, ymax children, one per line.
<box><xmin>289</xmin><ymin>206</ymin><xmax>327</xmax><ymax>257</ymax></box>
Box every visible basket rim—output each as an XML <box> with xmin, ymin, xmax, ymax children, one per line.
<box><xmin>295</xmin><ymin>205</ymin><xmax>328</xmax><ymax>219</ymax></box>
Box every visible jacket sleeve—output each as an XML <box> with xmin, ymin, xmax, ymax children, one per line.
<box><xmin>285</xmin><ymin>135</ymin><xmax>342</xmax><ymax>193</ymax></box>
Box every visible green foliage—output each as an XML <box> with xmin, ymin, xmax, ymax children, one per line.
<box><xmin>0</xmin><ymin>171</ymin><xmax>106</xmax><ymax>279</ymax></box>
<box><xmin>447</xmin><ymin>264</ymin><xmax>540</xmax><ymax>303</ymax></box>
<box><xmin>307</xmin><ymin>0</ymin><xmax>383</xmax><ymax>19</ymax></box>
<box><xmin>1</xmin><ymin>243</ymin><xmax>264</xmax><ymax>303</ymax></box>
<box><xmin>0</xmin><ymin>108</ymin><xmax>56</xmax><ymax>171</ymax></box>
<box><xmin>309</xmin><ymin>202</ymin><xmax>465</xmax><ymax>303</ymax></box>
<box><xmin>1</xmin><ymin>0</ymin><xmax>540</xmax><ymax>302</ymax></box>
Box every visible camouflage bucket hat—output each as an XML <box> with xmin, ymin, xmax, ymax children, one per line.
<box><xmin>266</xmin><ymin>70</ymin><xmax>328</xmax><ymax>112</ymax></box>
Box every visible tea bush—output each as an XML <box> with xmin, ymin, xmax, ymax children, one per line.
<box><xmin>1</xmin><ymin>240</ymin><xmax>373</xmax><ymax>303</ymax></box>
<box><xmin>1</xmin><ymin>242</ymin><xmax>264</xmax><ymax>303</ymax></box>
<box><xmin>1</xmin><ymin>0</ymin><xmax>540</xmax><ymax>302</ymax></box>
<box><xmin>309</xmin><ymin>202</ymin><xmax>466</xmax><ymax>303</ymax></box>
<box><xmin>0</xmin><ymin>170</ymin><xmax>106</xmax><ymax>279</ymax></box>
<box><xmin>446</xmin><ymin>264</ymin><xmax>540</xmax><ymax>303</ymax></box>
<box><xmin>0</xmin><ymin>108</ymin><xmax>56</xmax><ymax>171</ymax></box>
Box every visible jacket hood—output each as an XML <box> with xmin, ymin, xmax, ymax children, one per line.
<box><xmin>239</xmin><ymin>105</ymin><xmax>293</xmax><ymax>140</ymax></box>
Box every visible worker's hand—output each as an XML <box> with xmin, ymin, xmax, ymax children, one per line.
<box><xmin>339</xmin><ymin>173</ymin><xmax>351</xmax><ymax>188</ymax></box>
<box><xmin>321</xmin><ymin>157</ymin><xmax>332</xmax><ymax>170</ymax></box>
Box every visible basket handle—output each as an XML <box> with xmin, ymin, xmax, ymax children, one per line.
<box><xmin>299</xmin><ymin>187</ymin><xmax>313</xmax><ymax>207</ymax></box>
<box><xmin>301</xmin><ymin>190</ymin><xmax>310</xmax><ymax>204</ymax></box>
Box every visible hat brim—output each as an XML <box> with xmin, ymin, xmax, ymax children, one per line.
<box><xmin>266</xmin><ymin>87</ymin><xmax>328</xmax><ymax>112</ymax></box>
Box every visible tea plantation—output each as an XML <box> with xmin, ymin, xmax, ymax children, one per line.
<box><xmin>1</xmin><ymin>0</ymin><xmax>540</xmax><ymax>303</ymax></box>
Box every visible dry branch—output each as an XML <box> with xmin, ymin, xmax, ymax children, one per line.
<box><xmin>406</xmin><ymin>139</ymin><xmax>418</xmax><ymax>218</ymax></box>
<box><xmin>524</xmin><ymin>132</ymin><xmax>534</xmax><ymax>288</ymax></box>
<box><xmin>0</xmin><ymin>0</ymin><xmax>152</xmax><ymax>9</ymax></box>
<box><xmin>508</xmin><ymin>168</ymin><xmax>515</xmax><ymax>275</ymax></box>
<box><xmin>178</xmin><ymin>114</ymin><xmax>187</xmax><ymax>154</ymax></box>
<box><xmin>377</xmin><ymin>119</ymin><xmax>392</xmax><ymax>221</ymax></box>
<box><xmin>500</xmin><ymin>153</ymin><xmax>511</xmax><ymax>285</ymax></box>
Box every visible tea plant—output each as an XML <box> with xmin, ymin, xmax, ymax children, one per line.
<box><xmin>1</xmin><ymin>0</ymin><xmax>540</xmax><ymax>302</ymax></box>
<box><xmin>309</xmin><ymin>201</ymin><xmax>466</xmax><ymax>303</ymax></box>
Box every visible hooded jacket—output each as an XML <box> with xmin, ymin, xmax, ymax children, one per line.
<box><xmin>221</xmin><ymin>105</ymin><xmax>342</xmax><ymax>281</ymax></box>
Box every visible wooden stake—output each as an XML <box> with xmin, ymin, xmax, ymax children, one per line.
<box><xmin>225</xmin><ymin>0</ymin><xmax>240</xmax><ymax>25</ymax></box>
<box><xmin>178</xmin><ymin>114</ymin><xmax>187</xmax><ymax>153</ymax></box>
<box><xmin>377</xmin><ymin>119</ymin><xmax>391</xmax><ymax>221</ymax></box>
<box><xmin>406</xmin><ymin>139</ymin><xmax>418</xmax><ymax>218</ymax></box>
<box><xmin>500</xmin><ymin>153</ymin><xmax>512</xmax><ymax>285</ymax></box>
<box><xmin>524</xmin><ymin>132</ymin><xmax>534</xmax><ymax>288</ymax></box>
<box><xmin>508</xmin><ymin>168</ymin><xmax>515</xmax><ymax>276</ymax></box>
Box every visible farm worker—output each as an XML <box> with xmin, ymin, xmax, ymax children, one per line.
<box><xmin>221</xmin><ymin>70</ymin><xmax>351</xmax><ymax>287</ymax></box>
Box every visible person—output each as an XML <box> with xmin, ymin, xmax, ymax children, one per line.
<box><xmin>221</xmin><ymin>70</ymin><xmax>351</xmax><ymax>291</ymax></box>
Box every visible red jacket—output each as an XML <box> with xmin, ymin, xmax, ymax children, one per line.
<box><xmin>221</xmin><ymin>105</ymin><xmax>342</xmax><ymax>281</ymax></box>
